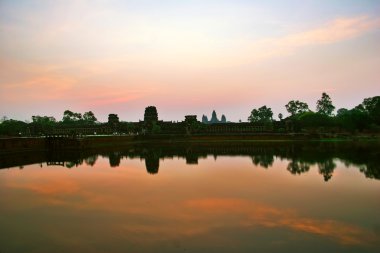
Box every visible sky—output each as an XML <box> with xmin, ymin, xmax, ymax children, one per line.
<box><xmin>1</xmin><ymin>0</ymin><xmax>380</xmax><ymax>122</ymax></box>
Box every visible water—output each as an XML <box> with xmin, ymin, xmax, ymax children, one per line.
<box><xmin>0</xmin><ymin>141</ymin><xmax>379</xmax><ymax>252</ymax></box>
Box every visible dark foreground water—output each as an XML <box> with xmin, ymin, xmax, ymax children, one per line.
<box><xmin>0</xmin><ymin>141</ymin><xmax>379</xmax><ymax>253</ymax></box>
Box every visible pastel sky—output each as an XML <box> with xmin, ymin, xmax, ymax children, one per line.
<box><xmin>1</xmin><ymin>0</ymin><xmax>380</xmax><ymax>122</ymax></box>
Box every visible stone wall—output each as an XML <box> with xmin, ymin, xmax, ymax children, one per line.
<box><xmin>0</xmin><ymin>137</ymin><xmax>46</xmax><ymax>153</ymax></box>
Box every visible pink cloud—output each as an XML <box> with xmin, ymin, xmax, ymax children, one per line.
<box><xmin>278</xmin><ymin>16</ymin><xmax>380</xmax><ymax>48</ymax></box>
<box><xmin>186</xmin><ymin>198</ymin><xmax>378</xmax><ymax>246</ymax></box>
<box><xmin>228</xmin><ymin>16</ymin><xmax>380</xmax><ymax>66</ymax></box>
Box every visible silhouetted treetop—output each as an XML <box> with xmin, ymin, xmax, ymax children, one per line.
<box><xmin>83</xmin><ymin>111</ymin><xmax>97</xmax><ymax>124</ymax></box>
<box><xmin>285</xmin><ymin>100</ymin><xmax>309</xmax><ymax>116</ymax></box>
<box><xmin>316</xmin><ymin>92</ymin><xmax>335</xmax><ymax>116</ymax></box>
<box><xmin>62</xmin><ymin>110</ymin><xmax>82</xmax><ymax>122</ymax></box>
<box><xmin>248</xmin><ymin>106</ymin><xmax>273</xmax><ymax>123</ymax></box>
<box><xmin>32</xmin><ymin>116</ymin><xmax>56</xmax><ymax>124</ymax></box>
<box><xmin>362</xmin><ymin>96</ymin><xmax>380</xmax><ymax>113</ymax></box>
<box><xmin>362</xmin><ymin>96</ymin><xmax>380</xmax><ymax>124</ymax></box>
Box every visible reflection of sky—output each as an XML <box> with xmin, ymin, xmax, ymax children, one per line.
<box><xmin>1</xmin><ymin>1</ymin><xmax>380</xmax><ymax>121</ymax></box>
<box><xmin>0</xmin><ymin>157</ymin><xmax>379</xmax><ymax>252</ymax></box>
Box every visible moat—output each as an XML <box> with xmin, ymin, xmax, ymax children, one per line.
<box><xmin>0</xmin><ymin>141</ymin><xmax>379</xmax><ymax>253</ymax></box>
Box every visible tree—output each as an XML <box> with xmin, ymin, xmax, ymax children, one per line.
<box><xmin>62</xmin><ymin>110</ymin><xmax>73</xmax><ymax>122</ymax></box>
<box><xmin>316</xmin><ymin>92</ymin><xmax>335</xmax><ymax>116</ymax></box>
<box><xmin>74</xmin><ymin>112</ymin><xmax>82</xmax><ymax>121</ymax></box>
<box><xmin>83</xmin><ymin>111</ymin><xmax>97</xmax><ymax>124</ymax></box>
<box><xmin>0</xmin><ymin>119</ymin><xmax>28</xmax><ymax>136</ymax></box>
<box><xmin>336</xmin><ymin>108</ymin><xmax>349</xmax><ymax>116</ymax></box>
<box><xmin>362</xmin><ymin>96</ymin><xmax>380</xmax><ymax>113</ymax></box>
<box><xmin>297</xmin><ymin>111</ymin><xmax>332</xmax><ymax>129</ymax></box>
<box><xmin>248</xmin><ymin>106</ymin><xmax>273</xmax><ymax>123</ymax></box>
<box><xmin>361</xmin><ymin>96</ymin><xmax>380</xmax><ymax>124</ymax></box>
<box><xmin>278</xmin><ymin>113</ymin><xmax>283</xmax><ymax>121</ymax></box>
<box><xmin>285</xmin><ymin>100</ymin><xmax>309</xmax><ymax>116</ymax></box>
<box><xmin>62</xmin><ymin>110</ymin><xmax>82</xmax><ymax>122</ymax></box>
<box><xmin>32</xmin><ymin>115</ymin><xmax>56</xmax><ymax>124</ymax></box>
<box><xmin>336</xmin><ymin>107</ymin><xmax>370</xmax><ymax>132</ymax></box>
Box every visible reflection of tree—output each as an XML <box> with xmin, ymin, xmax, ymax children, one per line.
<box><xmin>287</xmin><ymin>161</ymin><xmax>310</xmax><ymax>175</ymax></box>
<box><xmin>359</xmin><ymin>163</ymin><xmax>380</xmax><ymax>180</ymax></box>
<box><xmin>85</xmin><ymin>155</ymin><xmax>98</xmax><ymax>166</ymax></box>
<box><xmin>109</xmin><ymin>152</ymin><xmax>121</xmax><ymax>167</ymax></box>
<box><xmin>3</xmin><ymin>142</ymin><xmax>380</xmax><ymax>182</ymax></box>
<box><xmin>251</xmin><ymin>154</ymin><xmax>274</xmax><ymax>168</ymax></box>
<box><xmin>66</xmin><ymin>161</ymin><xmax>76</xmax><ymax>168</ymax></box>
<box><xmin>318</xmin><ymin>159</ymin><xmax>336</xmax><ymax>182</ymax></box>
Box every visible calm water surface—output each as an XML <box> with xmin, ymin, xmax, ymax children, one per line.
<box><xmin>0</xmin><ymin>142</ymin><xmax>379</xmax><ymax>252</ymax></box>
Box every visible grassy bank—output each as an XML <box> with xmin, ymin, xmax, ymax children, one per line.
<box><xmin>1</xmin><ymin>133</ymin><xmax>380</xmax><ymax>154</ymax></box>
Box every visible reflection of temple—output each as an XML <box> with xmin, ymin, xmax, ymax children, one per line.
<box><xmin>109</xmin><ymin>152</ymin><xmax>121</xmax><ymax>167</ymax></box>
<box><xmin>142</xmin><ymin>148</ymin><xmax>160</xmax><ymax>174</ymax></box>
<box><xmin>47</xmin><ymin>161</ymin><xmax>65</xmax><ymax>167</ymax></box>
<box><xmin>1</xmin><ymin>142</ymin><xmax>379</xmax><ymax>181</ymax></box>
<box><xmin>145</xmin><ymin>156</ymin><xmax>159</xmax><ymax>174</ymax></box>
<box><xmin>186</xmin><ymin>153</ymin><xmax>198</xmax><ymax>164</ymax></box>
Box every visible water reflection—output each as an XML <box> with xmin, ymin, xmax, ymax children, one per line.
<box><xmin>287</xmin><ymin>160</ymin><xmax>310</xmax><ymax>175</ymax></box>
<box><xmin>1</xmin><ymin>142</ymin><xmax>379</xmax><ymax>253</ymax></box>
<box><xmin>251</xmin><ymin>154</ymin><xmax>274</xmax><ymax>168</ymax></box>
<box><xmin>108</xmin><ymin>152</ymin><xmax>121</xmax><ymax>167</ymax></box>
<box><xmin>1</xmin><ymin>142</ymin><xmax>379</xmax><ymax>181</ymax></box>
<box><xmin>144</xmin><ymin>151</ymin><xmax>160</xmax><ymax>174</ymax></box>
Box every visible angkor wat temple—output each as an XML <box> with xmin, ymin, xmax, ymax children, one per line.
<box><xmin>202</xmin><ymin>110</ymin><xmax>227</xmax><ymax>124</ymax></box>
<box><xmin>62</xmin><ymin>110</ymin><xmax>270</xmax><ymax>137</ymax></box>
<box><xmin>25</xmin><ymin>106</ymin><xmax>288</xmax><ymax>137</ymax></box>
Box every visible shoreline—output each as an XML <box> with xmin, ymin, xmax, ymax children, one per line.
<box><xmin>1</xmin><ymin>133</ymin><xmax>380</xmax><ymax>154</ymax></box>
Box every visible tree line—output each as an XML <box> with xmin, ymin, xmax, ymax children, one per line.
<box><xmin>0</xmin><ymin>93</ymin><xmax>379</xmax><ymax>136</ymax></box>
<box><xmin>0</xmin><ymin>110</ymin><xmax>100</xmax><ymax>136</ymax></box>
<box><xmin>248</xmin><ymin>93</ymin><xmax>380</xmax><ymax>132</ymax></box>
<box><xmin>2</xmin><ymin>141</ymin><xmax>378</xmax><ymax>180</ymax></box>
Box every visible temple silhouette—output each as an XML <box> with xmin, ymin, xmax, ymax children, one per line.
<box><xmin>202</xmin><ymin>110</ymin><xmax>227</xmax><ymax>124</ymax></box>
<box><xmin>31</xmin><ymin>106</ymin><xmax>273</xmax><ymax>137</ymax></box>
